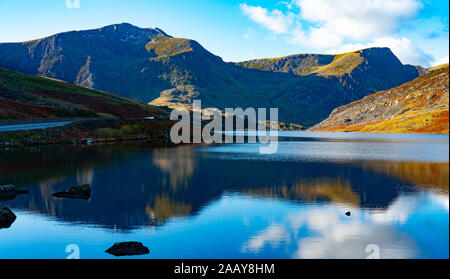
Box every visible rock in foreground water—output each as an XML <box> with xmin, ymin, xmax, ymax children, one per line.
<box><xmin>105</xmin><ymin>242</ymin><xmax>150</xmax><ymax>256</ymax></box>
<box><xmin>0</xmin><ymin>184</ymin><xmax>29</xmax><ymax>200</ymax></box>
<box><xmin>52</xmin><ymin>184</ymin><xmax>91</xmax><ymax>200</ymax></box>
<box><xmin>0</xmin><ymin>205</ymin><xmax>16</xmax><ymax>228</ymax></box>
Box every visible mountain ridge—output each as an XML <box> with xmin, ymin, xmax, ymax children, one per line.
<box><xmin>236</xmin><ymin>47</ymin><xmax>427</xmax><ymax>101</ymax></box>
<box><xmin>0</xmin><ymin>23</ymin><xmax>425</xmax><ymax>126</ymax></box>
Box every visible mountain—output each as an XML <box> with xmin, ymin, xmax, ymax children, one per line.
<box><xmin>310</xmin><ymin>66</ymin><xmax>449</xmax><ymax>134</ymax></box>
<box><xmin>0</xmin><ymin>67</ymin><xmax>165</xmax><ymax>120</ymax></box>
<box><xmin>0</xmin><ymin>23</ymin><xmax>424</xmax><ymax>126</ymax></box>
<box><xmin>236</xmin><ymin>49</ymin><xmax>427</xmax><ymax>100</ymax></box>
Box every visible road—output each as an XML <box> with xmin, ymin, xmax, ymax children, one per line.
<box><xmin>0</xmin><ymin>121</ymin><xmax>74</xmax><ymax>132</ymax></box>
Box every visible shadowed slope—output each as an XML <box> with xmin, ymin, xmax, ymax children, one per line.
<box><xmin>236</xmin><ymin>48</ymin><xmax>426</xmax><ymax>101</ymax></box>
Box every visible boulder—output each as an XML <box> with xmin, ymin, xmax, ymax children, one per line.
<box><xmin>52</xmin><ymin>184</ymin><xmax>91</xmax><ymax>200</ymax></box>
<box><xmin>105</xmin><ymin>242</ymin><xmax>150</xmax><ymax>256</ymax></box>
<box><xmin>0</xmin><ymin>184</ymin><xmax>29</xmax><ymax>200</ymax></box>
<box><xmin>0</xmin><ymin>205</ymin><xmax>16</xmax><ymax>228</ymax></box>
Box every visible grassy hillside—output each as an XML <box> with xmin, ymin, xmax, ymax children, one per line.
<box><xmin>310</xmin><ymin>66</ymin><xmax>449</xmax><ymax>134</ymax></box>
<box><xmin>0</xmin><ymin>67</ymin><xmax>166</xmax><ymax>120</ymax></box>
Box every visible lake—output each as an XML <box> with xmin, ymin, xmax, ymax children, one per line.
<box><xmin>0</xmin><ymin>131</ymin><xmax>448</xmax><ymax>259</ymax></box>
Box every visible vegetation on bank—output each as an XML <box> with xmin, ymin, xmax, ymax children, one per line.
<box><xmin>96</xmin><ymin>124</ymin><xmax>142</xmax><ymax>138</ymax></box>
<box><xmin>278</xmin><ymin>122</ymin><xmax>304</xmax><ymax>131</ymax></box>
<box><xmin>0</xmin><ymin>119</ymin><xmax>173</xmax><ymax>147</ymax></box>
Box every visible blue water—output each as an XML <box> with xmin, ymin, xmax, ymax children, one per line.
<box><xmin>0</xmin><ymin>132</ymin><xmax>448</xmax><ymax>259</ymax></box>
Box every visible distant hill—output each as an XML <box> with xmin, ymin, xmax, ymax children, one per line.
<box><xmin>429</xmin><ymin>63</ymin><xmax>449</xmax><ymax>72</ymax></box>
<box><xmin>0</xmin><ymin>23</ymin><xmax>425</xmax><ymax>126</ymax></box>
<box><xmin>310</xmin><ymin>66</ymin><xmax>449</xmax><ymax>134</ymax></box>
<box><xmin>0</xmin><ymin>67</ymin><xmax>165</xmax><ymax>120</ymax></box>
<box><xmin>236</xmin><ymin>48</ymin><xmax>427</xmax><ymax>101</ymax></box>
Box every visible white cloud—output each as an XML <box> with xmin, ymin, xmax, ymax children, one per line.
<box><xmin>327</xmin><ymin>37</ymin><xmax>434</xmax><ymax>66</ymax></box>
<box><xmin>240</xmin><ymin>4</ymin><xmax>293</xmax><ymax>34</ymax></box>
<box><xmin>240</xmin><ymin>0</ymin><xmax>428</xmax><ymax>60</ymax></box>
<box><xmin>242</xmin><ymin>225</ymin><xmax>290</xmax><ymax>252</ymax></box>
<box><xmin>295</xmin><ymin>0</ymin><xmax>422</xmax><ymax>42</ymax></box>
<box><xmin>243</xmin><ymin>27</ymin><xmax>255</xmax><ymax>40</ymax></box>
<box><xmin>431</xmin><ymin>55</ymin><xmax>449</xmax><ymax>67</ymax></box>
<box><xmin>279</xmin><ymin>1</ymin><xmax>295</xmax><ymax>10</ymax></box>
<box><xmin>290</xmin><ymin>27</ymin><xmax>343</xmax><ymax>49</ymax></box>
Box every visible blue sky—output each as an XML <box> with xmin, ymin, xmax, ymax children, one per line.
<box><xmin>0</xmin><ymin>0</ymin><xmax>448</xmax><ymax>66</ymax></box>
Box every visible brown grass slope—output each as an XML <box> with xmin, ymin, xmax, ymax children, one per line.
<box><xmin>310</xmin><ymin>66</ymin><xmax>449</xmax><ymax>134</ymax></box>
<box><xmin>0</xmin><ymin>67</ymin><xmax>167</xmax><ymax>120</ymax></box>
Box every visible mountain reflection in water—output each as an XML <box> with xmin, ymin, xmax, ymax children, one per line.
<box><xmin>0</xmin><ymin>132</ymin><xmax>448</xmax><ymax>259</ymax></box>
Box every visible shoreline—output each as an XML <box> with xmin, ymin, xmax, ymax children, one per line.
<box><xmin>1</xmin><ymin>117</ymin><xmax>448</xmax><ymax>148</ymax></box>
<box><xmin>0</xmin><ymin>118</ymin><xmax>174</xmax><ymax>147</ymax></box>
<box><xmin>307</xmin><ymin>129</ymin><xmax>449</xmax><ymax>135</ymax></box>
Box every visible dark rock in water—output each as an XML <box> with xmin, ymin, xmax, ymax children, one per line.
<box><xmin>0</xmin><ymin>185</ymin><xmax>15</xmax><ymax>194</ymax></box>
<box><xmin>0</xmin><ymin>205</ymin><xmax>16</xmax><ymax>228</ymax></box>
<box><xmin>52</xmin><ymin>184</ymin><xmax>91</xmax><ymax>200</ymax></box>
<box><xmin>0</xmin><ymin>185</ymin><xmax>29</xmax><ymax>200</ymax></box>
<box><xmin>345</xmin><ymin>211</ymin><xmax>351</xmax><ymax>216</ymax></box>
<box><xmin>105</xmin><ymin>242</ymin><xmax>150</xmax><ymax>256</ymax></box>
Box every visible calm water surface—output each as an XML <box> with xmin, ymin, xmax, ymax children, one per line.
<box><xmin>0</xmin><ymin>132</ymin><xmax>448</xmax><ymax>259</ymax></box>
